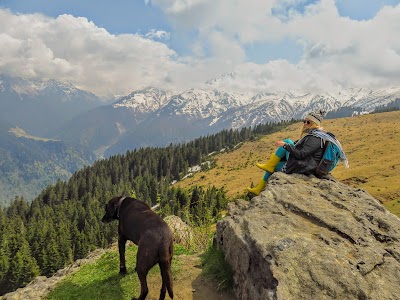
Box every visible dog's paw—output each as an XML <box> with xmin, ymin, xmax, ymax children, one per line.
<box><xmin>119</xmin><ymin>267</ymin><xmax>128</xmax><ymax>275</ymax></box>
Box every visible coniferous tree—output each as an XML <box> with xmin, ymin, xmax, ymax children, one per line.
<box><xmin>6</xmin><ymin>240</ymin><xmax>39</xmax><ymax>292</ymax></box>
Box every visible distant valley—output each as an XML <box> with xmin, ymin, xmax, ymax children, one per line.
<box><xmin>0</xmin><ymin>74</ymin><xmax>103</xmax><ymax>204</ymax></box>
<box><xmin>0</xmin><ymin>120</ymin><xmax>95</xmax><ymax>205</ymax></box>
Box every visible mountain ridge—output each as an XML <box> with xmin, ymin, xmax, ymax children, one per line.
<box><xmin>0</xmin><ymin>74</ymin><xmax>104</xmax><ymax>137</ymax></box>
<box><xmin>53</xmin><ymin>84</ymin><xmax>400</xmax><ymax>157</ymax></box>
<box><xmin>2</xmin><ymin>73</ymin><xmax>399</xmax><ymax>157</ymax></box>
<box><xmin>0</xmin><ymin>120</ymin><xmax>95</xmax><ymax>205</ymax></box>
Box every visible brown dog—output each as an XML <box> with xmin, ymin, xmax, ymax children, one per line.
<box><xmin>101</xmin><ymin>196</ymin><xmax>174</xmax><ymax>300</ymax></box>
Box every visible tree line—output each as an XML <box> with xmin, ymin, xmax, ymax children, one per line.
<box><xmin>0</xmin><ymin>119</ymin><xmax>295</xmax><ymax>294</ymax></box>
<box><xmin>372</xmin><ymin>98</ymin><xmax>400</xmax><ymax>114</ymax></box>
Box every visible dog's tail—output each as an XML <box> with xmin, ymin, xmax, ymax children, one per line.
<box><xmin>160</xmin><ymin>240</ymin><xmax>174</xmax><ymax>299</ymax></box>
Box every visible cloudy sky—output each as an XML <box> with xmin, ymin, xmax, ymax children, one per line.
<box><xmin>0</xmin><ymin>0</ymin><xmax>399</xmax><ymax>97</ymax></box>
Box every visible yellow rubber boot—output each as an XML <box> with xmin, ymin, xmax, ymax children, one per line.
<box><xmin>247</xmin><ymin>178</ymin><xmax>267</xmax><ymax>195</ymax></box>
<box><xmin>256</xmin><ymin>153</ymin><xmax>281</xmax><ymax>172</ymax></box>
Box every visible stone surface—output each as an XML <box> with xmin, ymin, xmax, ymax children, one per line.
<box><xmin>164</xmin><ymin>215</ymin><xmax>194</xmax><ymax>249</ymax></box>
<box><xmin>215</xmin><ymin>172</ymin><xmax>400</xmax><ymax>300</ymax></box>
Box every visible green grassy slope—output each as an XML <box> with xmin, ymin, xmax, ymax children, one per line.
<box><xmin>47</xmin><ymin>244</ymin><xmax>189</xmax><ymax>300</ymax></box>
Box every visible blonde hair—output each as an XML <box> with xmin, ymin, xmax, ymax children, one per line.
<box><xmin>300</xmin><ymin>121</ymin><xmax>322</xmax><ymax>138</ymax></box>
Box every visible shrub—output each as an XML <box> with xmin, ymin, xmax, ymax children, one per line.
<box><xmin>201</xmin><ymin>243</ymin><xmax>234</xmax><ymax>291</ymax></box>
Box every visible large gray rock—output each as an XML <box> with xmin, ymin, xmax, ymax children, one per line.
<box><xmin>215</xmin><ymin>172</ymin><xmax>400</xmax><ymax>300</ymax></box>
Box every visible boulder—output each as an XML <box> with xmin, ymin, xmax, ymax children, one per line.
<box><xmin>164</xmin><ymin>215</ymin><xmax>194</xmax><ymax>248</ymax></box>
<box><xmin>215</xmin><ymin>172</ymin><xmax>400</xmax><ymax>300</ymax></box>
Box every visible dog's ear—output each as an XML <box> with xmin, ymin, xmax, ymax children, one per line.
<box><xmin>106</xmin><ymin>196</ymin><xmax>125</xmax><ymax>219</ymax></box>
<box><xmin>106</xmin><ymin>202</ymin><xmax>118</xmax><ymax>218</ymax></box>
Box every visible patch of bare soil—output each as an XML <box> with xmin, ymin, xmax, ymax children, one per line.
<box><xmin>145</xmin><ymin>254</ymin><xmax>235</xmax><ymax>300</ymax></box>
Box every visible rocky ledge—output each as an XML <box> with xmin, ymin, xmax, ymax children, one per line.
<box><xmin>216</xmin><ymin>172</ymin><xmax>400</xmax><ymax>300</ymax></box>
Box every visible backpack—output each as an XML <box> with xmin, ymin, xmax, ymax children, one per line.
<box><xmin>315</xmin><ymin>133</ymin><xmax>342</xmax><ymax>176</ymax></box>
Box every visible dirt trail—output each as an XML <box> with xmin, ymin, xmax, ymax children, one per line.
<box><xmin>145</xmin><ymin>254</ymin><xmax>235</xmax><ymax>300</ymax></box>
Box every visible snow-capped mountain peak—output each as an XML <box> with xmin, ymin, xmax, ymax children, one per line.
<box><xmin>112</xmin><ymin>86</ymin><xmax>172</xmax><ymax>114</ymax></box>
<box><xmin>109</xmin><ymin>84</ymin><xmax>400</xmax><ymax>131</ymax></box>
<box><xmin>0</xmin><ymin>74</ymin><xmax>98</xmax><ymax>102</ymax></box>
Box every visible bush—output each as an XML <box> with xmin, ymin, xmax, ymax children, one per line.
<box><xmin>201</xmin><ymin>243</ymin><xmax>234</xmax><ymax>291</ymax></box>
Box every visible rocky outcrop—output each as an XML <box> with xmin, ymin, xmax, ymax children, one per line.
<box><xmin>215</xmin><ymin>172</ymin><xmax>400</xmax><ymax>300</ymax></box>
<box><xmin>164</xmin><ymin>215</ymin><xmax>194</xmax><ymax>249</ymax></box>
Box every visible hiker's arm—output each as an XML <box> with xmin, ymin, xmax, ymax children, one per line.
<box><xmin>283</xmin><ymin>136</ymin><xmax>321</xmax><ymax>159</ymax></box>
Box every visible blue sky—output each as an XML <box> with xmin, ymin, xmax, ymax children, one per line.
<box><xmin>0</xmin><ymin>0</ymin><xmax>399</xmax><ymax>96</ymax></box>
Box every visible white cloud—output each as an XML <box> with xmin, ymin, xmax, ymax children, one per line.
<box><xmin>171</xmin><ymin>0</ymin><xmax>400</xmax><ymax>91</ymax></box>
<box><xmin>145</xmin><ymin>29</ymin><xmax>170</xmax><ymax>40</ymax></box>
<box><xmin>1</xmin><ymin>0</ymin><xmax>400</xmax><ymax>97</ymax></box>
<box><xmin>141</xmin><ymin>0</ymin><xmax>400</xmax><ymax>92</ymax></box>
<box><xmin>0</xmin><ymin>9</ymin><xmax>191</xmax><ymax>96</ymax></box>
<box><xmin>287</xmin><ymin>0</ymin><xmax>400</xmax><ymax>89</ymax></box>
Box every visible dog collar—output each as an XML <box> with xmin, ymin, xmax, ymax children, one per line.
<box><xmin>116</xmin><ymin>196</ymin><xmax>127</xmax><ymax>218</ymax></box>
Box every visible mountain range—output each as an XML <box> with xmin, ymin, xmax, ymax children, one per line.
<box><xmin>53</xmin><ymin>84</ymin><xmax>400</xmax><ymax>157</ymax></box>
<box><xmin>3</xmin><ymin>73</ymin><xmax>400</xmax><ymax>158</ymax></box>
<box><xmin>0</xmin><ymin>74</ymin><xmax>103</xmax><ymax>137</ymax></box>
<box><xmin>1</xmin><ymin>73</ymin><xmax>400</xmax><ymax>203</ymax></box>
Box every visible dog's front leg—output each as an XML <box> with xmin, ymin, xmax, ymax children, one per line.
<box><xmin>118</xmin><ymin>237</ymin><xmax>128</xmax><ymax>274</ymax></box>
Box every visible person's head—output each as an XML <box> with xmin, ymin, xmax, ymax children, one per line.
<box><xmin>301</xmin><ymin>110</ymin><xmax>326</xmax><ymax>134</ymax></box>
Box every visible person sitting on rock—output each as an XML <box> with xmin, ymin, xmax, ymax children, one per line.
<box><xmin>247</xmin><ymin>110</ymin><xmax>332</xmax><ymax>195</ymax></box>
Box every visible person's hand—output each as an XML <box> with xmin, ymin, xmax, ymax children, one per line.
<box><xmin>275</xmin><ymin>140</ymin><xmax>285</xmax><ymax>147</ymax></box>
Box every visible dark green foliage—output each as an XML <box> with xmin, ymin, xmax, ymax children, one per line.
<box><xmin>201</xmin><ymin>243</ymin><xmax>234</xmax><ymax>291</ymax></box>
<box><xmin>325</xmin><ymin>99</ymin><xmax>400</xmax><ymax>118</ymax></box>
<box><xmin>0</xmin><ymin>122</ymin><xmax>94</xmax><ymax>206</ymax></box>
<box><xmin>325</xmin><ymin>106</ymin><xmax>366</xmax><ymax>118</ymax></box>
<box><xmin>0</xmin><ymin>120</ymin><xmax>292</xmax><ymax>295</ymax></box>
<box><xmin>372</xmin><ymin>98</ymin><xmax>400</xmax><ymax>114</ymax></box>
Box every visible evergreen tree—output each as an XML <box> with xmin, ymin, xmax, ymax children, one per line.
<box><xmin>5</xmin><ymin>238</ymin><xmax>39</xmax><ymax>293</ymax></box>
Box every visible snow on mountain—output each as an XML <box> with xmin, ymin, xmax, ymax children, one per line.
<box><xmin>205</xmin><ymin>72</ymin><xmax>239</xmax><ymax>87</ymax></box>
<box><xmin>330</xmin><ymin>87</ymin><xmax>400</xmax><ymax>109</ymax></box>
<box><xmin>0</xmin><ymin>74</ymin><xmax>103</xmax><ymax>137</ymax></box>
<box><xmin>0</xmin><ymin>74</ymin><xmax>98</xmax><ymax>102</ymax></box>
<box><xmin>112</xmin><ymin>87</ymin><xmax>172</xmax><ymax>113</ymax></box>
<box><xmin>166</xmin><ymin>88</ymin><xmax>252</xmax><ymax>118</ymax></box>
<box><xmin>111</xmin><ymin>85</ymin><xmax>400</xmax><ymax>132</ymax></box>
<box><xmin>3</xmin><ymin>72</ymin><xmax>399</xmax><ymax>156</ymax></box>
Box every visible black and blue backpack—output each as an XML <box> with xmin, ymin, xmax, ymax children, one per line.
<box><xmin>315</xmin><ymin>132</ymin><xmax>342</xmax><ymax>176</ymax></box>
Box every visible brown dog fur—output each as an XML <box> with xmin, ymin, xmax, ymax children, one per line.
<box><xmin>102</xmin><ymin>196</ymin><xmax>174</xmax><ymax>300</ymax></box>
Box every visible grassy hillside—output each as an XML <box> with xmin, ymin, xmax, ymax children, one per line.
<box><xmin>175</xmin><ymin>111</ymin><xmax>400</xmax><ymax>216</ymax></box>
<box><xmin>46</xmin><ymin>243</ymin><xmax>234</xmax><ymax>300</ymax></box>
<box><xmin>47</xmin><ymin>244</ymin><xmax>184</xmax><ymax>300</ymax></box>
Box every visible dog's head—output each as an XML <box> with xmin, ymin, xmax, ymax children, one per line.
<box><xmin>101</xmin><ymin>196</ymin><xmax>126</xmax><ymax>223</ymax></box>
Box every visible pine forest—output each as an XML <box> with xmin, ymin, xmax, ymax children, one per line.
<box><xmin>0</xmin><ymin>120</ymin><xmax>295</xmax><ymax>294</ymax></box>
